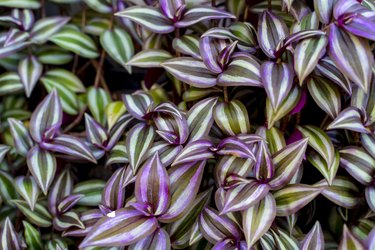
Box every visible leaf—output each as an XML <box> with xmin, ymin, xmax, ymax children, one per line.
<box><xmin>261</xmin><ymin>61</ymin><xmax>294</xmax><ymax>110</ymax></box>
<box><xmin>129</xmin><ymin>227</ymin><xmax>171</xmax><ymax>250</ymax></box>
<box><xmin>294</xmin><ymin>36</ymin><xmax>328</xmax><ymax>85</ymax></box>
<box><xmin>84</xmin><ymin>18</ymin><xmax>110</xmax><ymax>35</ymax></box>
<box><xmin>271</xmin><ymin>229</ymin><xmax>299</xmax><ymax>250</ymax></box>
<box><xmin>30</xmin><ymin>17</ymin><xmax>70</xmax><ymax>44</ymax></box>
<box><xmin>340</xmin><ymin>14</ymin><xmax>375</xmax><ymax>41</ymax></box>
<box><xmin>301</xmin><ymin>221</ymin><xmax>325</xmax><ymax>250</ymax></box>
<box><xmin>339</xmin><ymin>146</ymin><xmax>375</xmax><ymax>185</ymax></box>
<box><xmin>328</xmin><ymin>24</ymin><xmax>373</xmax><ymax>93</ymax></box>
<box><xmin>8</xmin><ymin>118</ymin><xmax>34</xmax><ymax>156</ymax></box>
<box><xmin>217</xmin><ymin>137</ymin><xmax>256</xmax><ymax>160</ymax></box>
<box><xmin>187</xmin><ymin>97</ymin><xmax>218</xmax><ymax>142</ymax></box>
<box><xmin>62</xmin><ymin>209</ymin><xmax>103</xmax><ymax>237</ymax></box>
<box><xmin>80</xmin><ymin>208</ymin><xmax>158</xmax><ymax>248</ymax></box>
<box><xmin>172</xmin><ymin>34</ymin><xmax>201</xmax><ymax>59</ymax></box>
<box><xmin>48</xmin><ymin>169</ymin><xmax>73</xmax><ymax>216</ymax></box>
<box><xmin>72</xmin><ymin>180</ymin><xmax>105</xmax><ymax>206</ymax></box>
<box><xmin>217</xmin><ymin>53</ymin><xmax>262</xmax><ymax>87</ymax></box>
<box><xmin>41</xmin><ymin>68</ymin><xmax>85</xmax><ymax>93</ymax></box>
<box><xmin>126</xmin><ymin>123</ymin><xmax>155</xmax><ymax>174</ymax></box>
<box><xmin>243</xmin><ymin>193</ymin><xmax>276</xmax><ymax>248</ymax></box>
<box><xmin>298</xmin><ymin>125</ymin><xmax>335</xmax><ymax>167</ymax></box>
<box><xmin>100</xmin><ymin>27</ymin><xmax>134</xmax><ymax>71</ymax></box>
<box><xmin>175</xmin><ymin>7</ymin><xmax>235</xmax><ymax>28</ymax></box>
<box><xmin>53</xmin><ymin>211</ymin><xmax>85</xmax><ymax>231</ymax></box>
<box><xmin>0</xmin><ymin>145</ymin><xmax>9</xmax><ymax>162</ymax></box>
<box><xmin>258</xmin><ymin>11</ymin><xmax>288</xmax><ymax>58</ymax></box>
<box><xmin>18</xmin><ymin>55</ymin><xmax>43</xmax><ymax>97</ymax></box>
<box><xmin>159</xmin><ymin>161</ymin><xmax>205</xmax><ymax>223</ymax></box>
<box><xmin>307</xmin><ymin>150</ymin><xmax>339</xmax><ymax>185</ymax></box>
<box><xmin>269</xmin><ymin>138</ymin><xmax>309</xmax><ymax>189</ymax></box>
<box><xmin>307</xmin><ymin>76</ymin><xmax>341</xmax><ymax>118</ymax></box>
<box><xmin>105</xmin><ymin>101</ymin><xmax>126</xmax><ymax>130</ymax></box>
<box><xmin>291</xmin><ymin>12</ymin><xmax>319</xmax><ymax>33</ymax></box>
<box><xmin>36</xmin><ymin>45</ymin><xmax>73</xmax><ymax>65</ymax></box>
<box><xmin>12</xmin><ymin>200</ymin><xmax>52</xmax><ymax>227</ymax></box>
<box><xmin>215</xmin><ymin>156</ymin><xmax>254</xmax><ymax>187</ymax></box>
<box><xmin>0</xmin><ymin>0</ymin><xmax>40</xmax><ymax>8</ymax></box>
<box><xmin>361</xmin><ymin>133</ymin><xmax>375</xmax><ymax>159</ymax></box>
<box><xmin>0</xmin><ymin>72</ymin><xmax>24</xmax><ymax>96</ymax></box>
<box><xmin>338</xmin><ymin>225</ymin><xmax>365</xmax><ymax>250</ymax></box>
<box><xmin>162</xmin><ymin>57</ymin><xmax>217</xmax><ymax>88</ymax></box>
<box><xmin>214</xmin><ymin>100</ymin><xmax>251</xmax><ymax>136</ymax></box>
<box><xmin>135</xmin><ymin>153</ymin><xmax>170</xmax><ymax>216</ymax></box>
<box><xmin>0</xmin><ymin>170</ymin><xmax>18</xmax><ymax>206</ymax></box>
<box><xmin>116</xmin><ymin>6</ymin><xmax>174</xmax><ymax>34</ymax></box>
<box><xmin>127</xmin><ymin>49</ymin><xmax>172</xmax><ymax>68</ymax></box>
<box><xmin>327</xmin><ymin>107</ymin><xmax>369</xmax><ymax>134</ymax></box>
<box><xmin>0</xmin><ymin>41</ymin><xmax>30</xmax><ymax>60</ymax></box>
<box><xmin>83</xmin><ymin>0</ymin><xmax>111</xmax><ymax>13</ymax></box>
<box><xmin>57</xmin><ymin>194</ymin><xmax>83</xmax><ymax>213</ymax></box>
<box><xmin>49</xmin><ymin>26</ymin><xmax>99</xmax><ymax>59</ymax></box>
<box><xmin>253</xmin><ymin>141</ymin><xmax>274</xmax><ymax>182</ymax></box>
<box><xmin>14</xmin><ymin>176</ymin><xmax>39</xmax><ymax>210</ymax></box>
<box><xmin>199</xmin><ymin>207</ymin><xmax>241</xmax><ymax>244</ymax></box>
<box><xmin>23</xmin><ymin>221</ymin><xmax>43</xmax><ymax>250</ymax></box>
<box><xmin>366</xmin><ymin>186</ymin><xmax>375</xmax><ymax>212</ymax></box>
<box><xmin>122</xmin><ymin>92</ymin><xmax>153</xmax><ymax>121</ymax></box>
<box><xmin>159</xmin><ymin>0</ymin><xmax>184</xmax><ymax>19</ymax></box>
<box><xmin>87</xmin><ymin>87</ymin><xmax>111</xmax><ymax>126</ymax></box>
<box><xmin>85</xmin><ymin>114</ymin><xmax>108</xmax><ymax>147</ymax></box>
<box><xmin>1</xmin><ymin>217</ymin><xmax>22</xmax><ymax>250</ymax></box>
<box><xmin>314</xmin><ymin>0</ymin><xmax>336</xmax><ymax>24</ymax></box>
<box><xmin>274</xmin><ymin>184</ymin><xmax>322</xmax><ymax>216</ymax></box>
<box><xmin>172</xmin><ymin>140</ymin><xmax>213</xmax><ymax>166</ymax></box>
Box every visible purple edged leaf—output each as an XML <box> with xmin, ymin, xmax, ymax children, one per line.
<box><xmin>333</xmin><ymin>0</ymin><xmax>371</xmax><ymax>20</ymax></box>
<box><xmin>366</xmin><ymin>228</ymin><xmax>375</xmax><ymax>250</ymax></box>
<box><xmin>18</xmin><ymin>55</ymin><xmax>43</xmax><ymax>98</ymax></box>
<box><xmin>129</xmin><ymin>227</ymin><xmax>170</xmax><ymax>250</ymax></box>
<box><xmin>212</xmin><ymin>239</ymin><xmax>246</xmax><ymax>250</ymax></box>
<box><xmin>242</xmin><ymin>193</ymin><xmax>276</xmax><ymax>248</ymax></box>
<box><xmin>327</xmin><ymin>107</ymin><xmax>370</xmax><ymax>134</ymax></box>
<box><xmin>253</xmin><ymin>141</ymin><xmax>274</xmax><ymax>182</ymax></box>
<box><xmin>85</xmin><ymin>113</ymin><xmax>108</xmax><ymax>148</ymax></box>
<box><xmin>122</xmin><ymin>92</ymin><xmax>153</xmax><ymax>121</ymax></box>
<box><xmin>328</xmin><ymin>24</ymin><xmax>373</xmax><ymax>93</ymax></box>
<box><xmin>159</xmin><ymin>0</ymin><xmax>184</xmax><ymax>19</ymax></box>
<box><xmin>215</xmin><ymin>156</ymin><xmax>254</xmax><ymax>188</ymax></box>
<box><xmin>221</xmin><ymin>180</ymin><xmax>270</xmax><ymax>214</ymax></box>
<box><xmin>62</xmin><ymin>209</ymin><xmax>103</xmax><ymax>237</ymax></box>
<box><xmin>216</xmin><ymin>137</ymin><xmax>256</xmax><ymax>160</ymax></box>
<box><xmin>162</xmin><ymin>57</ymin><xmax>217</xmax><ymax>88</ymax></box>
<box><xmin>199</xmin><ymin>36</ymin><xmax>222</xmax><ymax>74</ymax></box>
<box><xmin>135</xmin><ymin>153</ymin><xmax>170</xmax><ymax>216</ymax></box>
<box><xmin>1</xmin><ymin>217</ymin><xmax>22</xmax><ymax>250</ymax></box>
<box><xmin>261</xmin><ymin>61</ymin><xmax>294</xmax><ymax>110</ymax></box>
<box><xmin>8</xmin><ymin>118</ymin><xmax>34</xmax><ymax>156</ymax></box>
<box><xmin>366</xmin><ymin>186</ymin><xmax>375</xmax><ymax>212</ymax></box>
<box><xmin>146</xmin><ymin>141</ymin><xmax>183</xmax><ymax>166</ymax></box>
<box><xmin>0</xmin><ymin>41</ymin><xmax>31</xmax><ymax>59</ymax></box>
<box><xmin>175</xmin><ymin>7</ymin><xmax>236</xmax><ymax>28</ymax></box>
<box><xmin>338</xmin><ymin>225</ymin><xmax>365</xmax><ymax>250</ymax></box>
<box><xmin>115</xmin><ymin>6</ymin><xmax>174</xmax><ymax>34</ymax></box>
<box><xmin>339</xmin><ymin>13</ymin><xmax>375</xmax><ymax>41</ymax></box>
<box><xmin>314</xmin><ymin>0</ymin><xmax>336</xmax><ymax>24</ymax></box>
<box><xmin>153</xmin><ymin>113</ymin><xmax>188</xmax><ymax>145</ymax></box>
<box><xmin>30</xmin><ymin>16</ymin><xmax>70</xmax><ymax>44</ymax></box>
<box><xmin>80</xmin><ymin>208</ymin><xmax>158</xmax><ymax>248</ymax></box>
<box><xmin>172</xmin><ymin>34</ymin><xmax>202</xmax><ymax>59</ymax></box>
<box><xmin>106</xmin><ymin>114</ymin><xmax>133</xmax><ymax>151</ymax></box>
<box><xmin>57</xmin><ymin>194</ymin><xmax>83</xmax><ymax>214</ymax></box>
<box><xmin>0</xmin><ymin>145</ymin><xmax>9</xmax><ymax>162</ymax></box>
<box><xmin>27</xmin><ymin>145</ymin><xmax>56</xmax><ymax>195</ymax></box>
<box><xmin>301</xmin><ymin>221</ymin><xmax>324</xmax><ymax>250</ymax></box>
<box><xmin>53</xmin><ymin>211</ymin><xmax>85</xmax><ymax>231</ymax></box>
<box><xmin>29</xmin><ymin>89</ymin><xmax>62</xmax><ymax>143</ymax></box>
<box><xmin>14</xmin><ymin>176</ymin><xmax>39</xmax><ymax>211</ymax></box>
<box><xmin>217</xmin><ymin>41</ymin><xmax>238</xmax><ymax>70</ymax></box>
<box><xmin>172</xmin><ymin>140</ymin><xmax>214</xmax><ymax>166</ymax></box>
<box><xmin>48</xmin><ymin>169</ymin><xmax>73</xmax><ymax>216</ymax></box>
<box><xmin>269</xmin><ymin>138</ymin><xmax>309</xmax><ymax>189</ymax></box>
<box><xmin>258</xmin><ymin>11</ymin><xmax>288</xmax><ymax>58</ymax></box>
<box><xmin>159</xmin><ymin>161</ymin><xmax>205</xmax><ymax>223</ymax></box>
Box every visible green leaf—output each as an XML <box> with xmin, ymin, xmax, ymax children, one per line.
<box><xmin>0</xmin><ymin>0</ymin><xmax>40</xmax><ymax>9</ymax></box>
<box><xmin>18</xmin><ymin>55</ymin><xmax>43</xmax><ymax>97</ymax></box>
<box><xmin>105</xmin><ymin>101</ymin><xmax>126</xmax><ymax>130</ymax></box>
<box><xmin>127</xmin><ymin>49</ymin><xmax>172</xmax><ymax>68</ymax></box>
<box><xmin>73</xmin><ymin>180</ymin><xmax>105</xmax><ymax>206</ymax></box>
<box><xmin>0</xmin><ymin>170</ymin><xmax>18</xmax><ymax>206</ymax></box>
<box><xmin>36</xmin><ymin>45</ymin><xmax>73</xmax><ymax>65</ymax></box>
<box><xmin>87</xmin><ymin>87</ymin><xmax>111</xmax><ymax>126</ymax></box>
<box><xmin>14</xmin><ymin>176</ymin><xmax>40</xmax><ymax>211</ymax></box>
<box><xmin>30</xmin><ymin>17</ymin><xmax>70</xmax><ymax>44</ymax></box>
<box><xmin>41</xmin><ymin>69</ymin><xmax>85</xmax><ymax>93</ymax></box>
<box><xmin>23</xmin><ymin>221</ymin><xmax>43</xmax><ymax>250</ymax></box>
<box><xmin>12</xmin><ymin>200</ymin><xmax>52</xmax><ymax>227</ymax></box>
<box><xmin>0</xmin><ymin>72</ymin><xmax>23</xmax><ymax>96</ymax></box>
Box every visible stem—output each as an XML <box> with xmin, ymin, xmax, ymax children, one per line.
<box><xmin>41</xmin><ymin>0</ymin><xmax>45</xmax><ymax>18</ymax></box>
<box><xmin>211</xmin><ymin>0</ymin><xmax>216</xmax><ymax>7</ymax></box>
<box><xmin>243</xmin><ymin>5</ymin><xmax>249</xmax><ymax>21</ymax></box>
<box><xmin>94</xmin><ymin>49</ymin><xmax>106</xmax><ymax>88</ymax></box>
<box><xmin>223</xmin><ymin>86</ymin><xmax>229</xmax><ymax>102</ymax></box>
<box><xmin>268</xmin><ymin>0</ymin><xmax>272</xmax><ymax>11</ymax></box>
<box><xmin>63</xmin><ymin>106</ymin><xmax>87</xmax><ymax>133</ymax></box>
<box><xmin>174</xmin><ymin>28</ymin><xmax>187</xmax><ymax>93</ymax></box>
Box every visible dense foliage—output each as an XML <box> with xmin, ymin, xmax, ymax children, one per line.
<box><xmin>0</xmin><ymin>0</ymin><xmax>375</xmax><ymax>249</ymax></box>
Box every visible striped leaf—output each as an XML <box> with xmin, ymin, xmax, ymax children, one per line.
<box><xmin>36</xmin><ymin>45</ymin><xmax>73</xmax><ymax>65</ymax></box>
<box><xmin>116</xmin><ymin>6</ymin><xmax>174</xmax><ymax>34</ymax></box>
<box><xmin>338</xmin><ymin>225</ymin><xmax>365</xmax><ymax>250</ymax></box>
<box><xmin>85</xmin><ymin>114</ymin><xmax>108</xmax><ymax>147</ymax></box>
<box><xmin>261</xmin><ymin>61</ymin><xmax>294</xmax><ymax>110</ymax></box>
<box><xmin>62</xmin><ymin>209</ymin><xmax>103</xmax><ymax>237</ymax></box>
<box><xmin>105</xmin><ymin>101</ymin><xmax>126</xmax><ymax>130</ymax></box>
<box><xmin>8</xmin><ymin>118</ymin><xmax>34</xmax><ymax>156</ymax></box>
<box><xmin>199</xmin><ymin>207</ymin><xmax>241</xmax><ymax>244</ymax></box>
<box><xmin>327</xmin><ymin>107</ymin><xmax>369</xmax><ymax>134</ymax></box>
<box><xmin>316</xmin><ymin>57</ymin><xmax>352</xmax><ymax>94</ymax></box>
<box><xmin>217</xmin><ymin>137</ymin><xmax>256</xmax><ymax>160</ymax></box>
<box><xmin>243</xmin><ymin>193</ymin><xmax>276</xmax><ymax>248</ymax></box>
<box><xmin>274</xmin><ymin>184</ymin><xmax>322</xmax><ymax>216</ymax></box>
<box><xmin>73</xmin><ymin>180</ymin><xmax>105</xmax><ymax>206</ymax></box>
<box><xmin>53</xmin><ymin>211</ymin><xmax>84</xmax><ymax>231</ymax></box>
<box><xmin>367</xmin><ymin>228</ymin><xmax>375</xmax><ymax>250</ymax></box>
<box><xmin>0</xmin><ymin>145</ymin><xmax>9</xmax><ymax>162</ymax></box>
<box><xmin>308</xmin><ymin>150</ymin><xmax>339</xmax><ymax>185</ymax></box>
<box><xmin>0</xmin><ymin>0</ymin><xmax>40</xmax><ymax>8</ymax></box>
<box><xmin>0</xmin><ymin>72</ymin><xmax>23</xmax><ymax>96</ymax></box>
<box><xmin>18</xmin><ymin>55</ymin><xmax>42</xmax><ymax>97</ymax></box>
<box><xmin>129</xmin><ymin>228</ymin><xmax>170</xmax><ymax>250</ymax></box>
<box><xmin>80</xmin><ymin>208</ymin><xmax>159</xmax><ymax>248</ymax></box>
<box><xmin>298</xmin><ymin>125</ymin><xmax>335</xmax><ymax>167</ymax></box>
<box><xmin>100</xmin><ymin>27</ymin><xmax>134</xmax><ymax>71</ymax></box>
<box><xmin>126</xmin><ymin>123</ymin><xmax>155</xmax><ymax>174</ymax></box>
<box><xmin>41</xmin><ymin>68</ymin><xmax>85</xmax><ymax>93</ymax></box>
<box><xmin>14</xmin><ymin>176</ymin><xmax>39</xmax><ymax>210</ymax></box>
<box><xmin>1</xmin><ymin>217</ymin><xmax>21</xmax><ymax>250</ymax></box>
<box><xmin>361</xmin><ymin>133</ymin><xmax>375</xmax><ymax>158</ymax></box>
<box><xmin>366</xmin><ymin>186</ymin><xmax>375</xmax><ymax>212</ymax></box>
<box><xmin>214</xmin><ymin>100</ymin><xmax>251</xmax><ymax>136</ymax></box>
<box><xmin>172</xmin><ymin>140</ymin><xmax>213</xmax><ymax>166</ymax></box>
<box><xmin>159</xmin><ymin>161</ymin><xmax>205</xmax><ymax>223</ymax></box>
<box><xmin>12</xmin><ymin>199</ymin><xmax>52</xmax><ymax>227</ymax></box>
<box><xmin>215</xmin><ymin>156</ymin><xmax>255</xmax><ymax>187</ymax></box>
<box><xmin>339</xmin><ymin>13</ymin><xmax>375</xmax><ymax>41</ymax></box>
<box><xmin>294</xmin><ymin>36</ymin><xmax>328</xmax><ymax>85</ymax></box>
<box><xmin>253</xmin><ymin>141</ymin><xmax>274</xmax><ymax>182</ymax></box>
<box><xmin>314</xmin><ymin>176</ymin><xmax>360</xmax><ymax>208</ymax></box>
<box><xmin>135</xmin><ymin>153</ymin><xmax>170</xmax><ymax>216</ymax></box>
<box><xmin>173</xmin><ymin>34</ymin><xmax>201</xmax><ymax>59</ymax></box>
<box><xmin>257</xmin><ymin>127</ymin><xmax>286</xmax><ymax>154</ymax></box>
<box><xmin>187</xmin><ymin>97</ymin><xmax>218</xmax><ymax>142</ymax></box>
<box><xmin>175</xmin><ymin>7</ymin><xmax>235</xmax><ymax>28</ymax></box>
<box><xmin>267</xmin><ymin>86</ymin><xmax>301</xmax><ymax>128</ymax></box>
<box><xmin>258</xmin><ymin>11</ymin><xmax>288</xmax><ymax>58</ymax></box>
<box><xmin>339</xmin><ymin>146</ymin><xmax>375</xmax><ymax>185</ymax></box>
<box><xmin>199</xmin><ymin>36</ymin><xmax>226</xmax><ymax>74</ymax></box>
<box><xmin>146</xmin><ymin>142</ymin><xmax>182</xmax><ymax>166</ymax></box>
<box><xmin>218</xmin><ymin>53</ymin><xmax>262</xmax><ymax>87</ymax></box>
<box><xmin>57</xmin><ymin>194</ymin><xmax>83</xmax><ymax>213</ymax></box>
<box><xmin>127</xmin><ymin>49</ymin><xmax>172</xmax><ymax>68</ymax></box>
<box><xmin>307</xmin><ymin>76</ymin><xmax>341</xmax><ymax>118</ymax></box>
<box><xmin>84</xmin><ymin>18</ymin><xmax>110</xmax><ymax>35</ymax></box>
<box><xmin>328</xmin><ymin>24</ymin><xmax>374</xmax><ymax>93</ymax></box>
<box><xmin>271</xmin><ymin>229</ymin><xmax>299</xmax><ymax>250</ymax></box>
<box><xmin>123</xmin><ymin>92</ymin><xmax>152</xmax><ymax>121</ymax></box>
<box><xmin>269</xmin><ymin>138</ymin><xmax>309</xmax><ymax>189</ymax></box>
<box><xmin>0</xmin><ymin>41</ymin><xmax>30</xmax><ymax>60</ymax></box>
<box><xmin>83</xmin><ymin>0</ymin><xmax>111</xmax><ymax>13</ymax></box>
<box><xmin>162</xmin><ymin>57</ymin><xmax>217</xmax><ymax>88</ymax></box>
<box><xmin>48</xmin><ymin>169</ymin><xmax>73</xmax><ymax>216</ymax></box>
<box><xmin>159</xmin><ymin>0</ymin><xmax>184</xmax><ymax>19</ymax></box>
<box><xmin>29</xmin><ymin>90</ymin><xmax>62</xmax><ymax>142</ymax></box>
<box><xmin>301</xmin><ymin>221</ymin><xmax>324</xmax><ymax>250</ymax></box>
<box><xmin>314</xmin><ymin>0</ymin><xmax>336</xmax><ymax>24</ymax></box>
<box><xmin>27</xmin><ymin>145</ymin><xmax>56</xmax><ymax>195</ymax></box>
<box><xmin>49</xmin><ymin>26</ymin><xmax>99</xmax><ymax>59</ymax></box>
<box><xmin>291</xmin><ymin>12</ymin><xmax>319</xmax><ymax>33</ymax></box>
<box><xmin>45</xmin><ymin>238</ymin><xmax>68</xmax><ymax>250</ymax></box>
<box><xmin>106</xmin><ymin>143</ymin><xmax>128</xmax><ymax>166</ymax></box>
<box><xmin>87</xmin><ymin>87</ymin><xmax>111</xmax><ymax>126</ymax></box>
<box><xmin>30</xmin><ymin>17</ymin><xmax>70</xmax><ymax>44</ymax></box>
<box><xmin>23</xmin><ymin>221</ymin><xmax>43</xmax><ymax>250</ymax></box>
<box><xmin>0</xmin><ymin>170</ymin><xmax>18</xmax><ymax>206</ymax></box>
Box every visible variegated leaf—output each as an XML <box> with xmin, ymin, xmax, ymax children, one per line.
<box><xmin>127</xmin><ymin>49</ymin><xmax>172</xmax><ymax>68</ymax></box>
<box><xmin>172</xmin><ymin>140</ymin><xmax>213</xmax><ymax>166</ymax></box>
<box><xmin>291</xmin><ymin>12</ymin><xmax>319</xmax><ymax>33</ymax></box>
<box><xmin>366</xmin><ymin>186</ymin><xmax>375</xmax><ymax>212</ymax></box>
<box><xmin>8</xmin><ymin>118</ymin><xmax>34</xmax><ymax>156</ymax></box>
<box><xmin>0</xmin><ymin>170</ymin><xmax>18</xmax><ymax>206</ymax></box>
<box><xmin>338</xmin><ymin>225</ymin><xmax>365</xmax><ymax>250</ymax></box>
<box><xmin>327</xmin><ymin>107</ymin><xmax>369</xmax><ymax>134</ymax></box>
<box><xmin>23</xmin><ymin>220</ymin><xmax>43</xmax><ymax>250</ymax></box>
<box><xmin>36</xmin><ymin>45</ymin><xmax>73</xmax><ymax>65</ymax></box>
<box><xmin>53</xmin><ymin>211</ymin><xmax>84</xmax><ymax>231</ymax></box>
<box><xmin>301</xmin><ymin>221</ymin><xmax>324</xmax><ymax>250</ymax></box>
<box><xmin>87</xmin><ymin>87</ymin><xmax>111</xmax><ymax>126</ymax></box>
<box><xmin>307</xmin><ymin>150</ymin><xmax>339</xmax><ymax>185</ymax></box>
<box><xmin>1</xmin><ymin>217</ymin><xmax>21</xmax><ymax>250</ymax></box>
<box><xmin>12</xmin><ymin>199</ymin><xmax>52</xmax><ymax>227</ymax></box>
<box><xmin>18</xmin><ymin>55</ymin><xmax>42</xmax><ymax>97</ymax></box>
<box><xmin>14</xmin><ymin>176</ymin><xmax>39</xmax><ymax>210</ymax></box>
<box><xmin>0</xmin><ymin>72</ymin><xmax>24</xmax><ymax>96</ymax></box>
<box><xmin>271</xmin><ymin>229</ymin><xmax>299</xmax><ymax>250</ymax></box>
<box><xmin>73</xmin><ymin>180</ymin><xmax>105</xmax><ymax>206</ymax></box>
<box><xmin>314</xmin><ymin>0</ymin><xmax>336</xmax><ymax>24</ymax></box>
<box><xmin>30</xmin><ymin>16</ymin><xmax>70</xmax><ymax>44</ymax></box>
<box><xmin>41</xmin><ymin>68</ymin><xmax>85</xmax><ymax>93</ymax></box>
<box><xmin>129</xmin><ymin>228</ymin><xmax>171</xmax><ymax>250</ymax></box>
<box><xmin>105</xmin><ymin>101</ymin><xmax>127</xmax><ymax>130</ymax></box>
<box><xmin>85</xmin><ymin>113</ymin><xmax>108</xmax><ymax>148</ymax></box>
<box><xmin>215</xmin><ymin>156</ymin><xmax>254</xmax><ymax>187</ymax></box>
<box><xmin>173</xmin><ymin>34</ymin><xmax>201</xmax><ymax>59</ymax></box>
<box><xmin>361</xmin><ymin>133</ymin><xmax>375</xmax><ymax>158</ymax></box>
<box><xmin>175</xmin><ymin>7</ymin><xmax>235</xmax><ymax>28</ymax></box>
<box><xmin>123</xmin><ymin>92</ymin><xmax>153</xmax><ymax>121</ymax></box>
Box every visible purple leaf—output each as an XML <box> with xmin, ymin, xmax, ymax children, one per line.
<box><xmin>301</xmin><ymin>221</ymin><xmax>324</xmax><ymax>250</ymax></box>
<box><xmin>48</xmin><ymin>169</ymin><xmax>73</xmax><ymax>216</ymax></box>
<box><xmin>135</xmin><ymin>153</ymin><xmax>170</xmax><ymax>216</ymax></box>
<box><xmin>159</xmin><ymin>0</ymin><xmax>184</xmax><ymax>19</ymax></box>
<box><xmin>62</xmin><ymin>209</ymin><xmax>103</xmax><ymax>237</ymax></box>
<box><xmin>327</xmin><ymin>107</ymin><xmax>370</xmax><ymax>134</ymax></box>
<box><xmin>57</xmin><ymin>194</ymin><xmax>83</xmax><ymax>214</ymax></box>
<box><xmin>216</xmin><ymin>137</ymin><xmax>256</xmax><ymax>160</ymax></box>
<box><xmin>129</xmin><ymin>228</ymin><xmax>170</xmax><ymax>250</ymax></box>
<box><xmin>80</xmin><ymin>208</ymin><xmax>159</xmax><ymax>248</ymax></box>
<box><xmin>85</xmin><ymin>113</ymin><xmax>108</xmax><ymax>148</ymax></box>
<box><xmin>0</xmin><ymin>217</ymin><xmax>22</xmax><ymax>250</ymax></box>
<box><xmin>122</xmin><ymin>92</ymin><xmax>153</xmax><ymax>121</ymax></box>
<box><xmin>339</xmin><ymin>14</ymin><xmax>375</xmax><ymax>41</ymax></box>
<box><xmin>217</xmin><ymin>41</ymin><xmax>238</xmax><ymax>69</ymax></box>
<box><xmin>53</xmin><ymin>211</ymin><xmax>85</xmax><ymax>231</ymax></box>
<box><xmin>175</xmin><ymin>7</ymin><xmax>236</xmax><ymax>28</ymax></box>
<box><xmin>199</xmin><ymin>37</ymin><xmax>222</xmax><ymax>74</ymax></box>
<box><xmin>338</xmin><ymin>225</ymin><xmax>365</xmax><ymax>250</ymax></box>
<box><xmin>172</xmin><ymin>140</ymin><xmax>214</xmax><ymax>166</ymax></box>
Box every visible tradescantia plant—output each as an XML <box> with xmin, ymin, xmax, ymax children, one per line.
<box><xmin>0</xmin><ymin>0</ymin><xmax>375</xmax><ymax>249</ymax></box>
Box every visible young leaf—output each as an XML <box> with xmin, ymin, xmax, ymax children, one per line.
<box><xmin>338</xmin><ymin>225</ymin><xmax>365</xmax><ymax>250</ymax></box>
<box><xmin>1</xmin><ymin>217</ymin><xmax>22</xmax><ymax>250</ymax></box>
<box><xmin>175</xmin><ymin>7</ymin><xmax>235</xmax><ymax>28</ymax></box>
<box><xmin>23</xmin><ymin>220</ymin><xmax>43</xmax><ymax>250</ymax></box>
<box><xmin>12</xmin><ymin>200</ymin><xmax>52</xmax><ymax>227</ymax></box>
<box><xmin>129</xmin><ymin>228</ymin><xmax>171</xmax><ymax>250</ymax></box>
<box><xmin>14</xmin><ymin>176</ymin><xmax>39</xmax><ymax>210</ymax></box>
<box><xmin>127</xmin><ymin>49</ymin><xmax>172</xmax><ymax>68</ymax></box>
<box><xmin>8</xmin><ymin>118</ymin><xmax>34</xmax><ymax>156</ymax></box>
<box><xmin>30</xmin><ymin>16</ymin><xmax>70</xmax><ymax>44</ymax></box>
<box><xmin>327</xmin><ymin>107</ymin><xmax>369</xmax><ymax>134</ymax></box>
<box><xmin>18</xmin><ymin>55</ymin><xmax>42</xmax><ymax>97</ymax></box>
<box><xmin>87</xmin><ymin>87</ymin><xmax>111</xmax><ymax>126</ymax></box>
